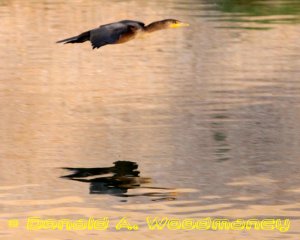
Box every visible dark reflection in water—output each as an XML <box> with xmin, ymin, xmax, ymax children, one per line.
<box><xmin>211</xmin><ymin>112</ymin><xmax>231</xmax><ymax>162</ymax></box>
<box><xmin>215</xmin><ymin>0</ymin><xmax>300</xmax><ymax>16</ymax></box>
<box><xmin>202</xmin><ymin>0</ymin><xmax>300</xmax><ymax>29</ymax></box>
<box><xmin>61</xmin><ymin>161</ymin><xmax>176</xmax><ymax>201</ymax></box>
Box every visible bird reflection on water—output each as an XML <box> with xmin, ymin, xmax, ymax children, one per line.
<box><xmin>61</xmin><ymin>161</ymin><xmax>176</xmax><ymax>201</ymax></box>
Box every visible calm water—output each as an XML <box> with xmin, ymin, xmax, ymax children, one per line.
<box><xmin>0</xmin><ymin>0</ymin><xmax>300</xmax><ymax>239</ymax></box>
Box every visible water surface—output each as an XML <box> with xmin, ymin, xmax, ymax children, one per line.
<box><xmin>0</xmin><ymin>0</ymin><xmax>300</xmax><ymax>239</ymax></box>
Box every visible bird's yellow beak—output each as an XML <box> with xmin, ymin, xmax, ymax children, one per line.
<box><xmin>170</xmin><ymin>22</ymin><xmax>190</xmax><ymax>28</ymax></box>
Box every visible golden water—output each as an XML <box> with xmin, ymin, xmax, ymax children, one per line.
<box><xmin>0</xmin><ymin>0</ymin><xmax>300</xmax><ymax>239</ymax></box>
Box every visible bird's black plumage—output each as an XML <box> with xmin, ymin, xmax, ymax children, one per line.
<box><xmin>56</xmin><ymin>19</ymin><xmax>189</xmax><ymax>49</ymax></box>
<box><xmin>90</xmin><ymin>20</ymin><xmax>144</xmax><ymax>49</ymax></box>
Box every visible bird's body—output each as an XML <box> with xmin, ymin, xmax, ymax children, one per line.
<box><xmin>57</xmin><ymin>19</ymin><xmax>189</xmax><ymax>49</ymax></box>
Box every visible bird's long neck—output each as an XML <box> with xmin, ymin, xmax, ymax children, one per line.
<box><xmin>144</xmin><ymin>21</ymin><xmax>166</xmax><ymax>33</ymax></box>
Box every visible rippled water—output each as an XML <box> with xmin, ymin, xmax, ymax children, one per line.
<box><xmin>0</xmin><ymin>0</ymin><xmax>300</xmax><ymax>239</ymax></box>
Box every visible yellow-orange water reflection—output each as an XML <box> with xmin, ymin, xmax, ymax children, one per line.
<box><xmin>0</xmin><ymin>0</ymin><xmax>300</xmax><ymax>239</ymax></box>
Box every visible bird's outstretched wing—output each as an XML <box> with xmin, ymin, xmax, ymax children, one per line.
<box><xmin>90</xmin><ymin>23</ymin><xmax>135</xmax><ymax>49</ymax></box>
<box><xmin>90</xmin><ymin>20</ymin><xmax>144</xmax><ymax>48</ymax></box>
<box><xmin>56</xmin><ymin>20</ymin><xmax>145</xmax><ymax>49</ymax></box>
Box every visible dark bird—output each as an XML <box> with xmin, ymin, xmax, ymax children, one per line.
<box><xmin>56</xmin><ymin>19</ymin><xmax>189</xmax><ymax>49</ymax></box>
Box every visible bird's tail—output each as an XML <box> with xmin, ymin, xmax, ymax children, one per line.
<box><xmin>56</xmin><ymin>30</ymin><xmax>90</xmax><ymax>44</ymax></box>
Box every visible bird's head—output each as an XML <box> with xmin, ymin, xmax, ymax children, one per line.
<box><xmin>162</xmin><ymin>19</ymin><xmax>190</xmax><ymax>29</ymax></box>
